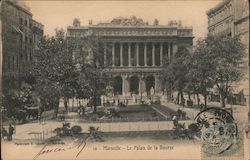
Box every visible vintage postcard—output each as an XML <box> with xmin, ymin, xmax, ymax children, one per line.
<box><xmin>1</xmin><ymin>0</ymin><xmax>249</xmax><ymax>159</ymax></box>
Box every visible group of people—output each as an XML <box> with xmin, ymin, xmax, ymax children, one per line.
<box><xmin>1</xmin><ymin>124</ymin><xmax>15</xmax><ymax>141</ymax></box>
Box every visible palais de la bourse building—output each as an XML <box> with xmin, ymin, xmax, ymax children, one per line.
<box><xmin>67</xmin><ymin>17</ymin><xmax>193</xmax><ymax>105</ymax></box>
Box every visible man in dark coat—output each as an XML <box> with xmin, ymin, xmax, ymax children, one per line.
<box><xmin>8</xmin><ymin>124</ymin><xmax>14</xmax><ymax>141</ymax></box>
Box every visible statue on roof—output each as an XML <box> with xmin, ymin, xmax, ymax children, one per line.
<box><xmin>168</xmin><ymin>20</ymin><xmax>178</xmax><ymax>26</ymax></box>
<box><xmin>153</xmin><ymin>19</ymin><xmax>159</xmax><ymax>26</ymax></box>
<box><xmin>110</xmin><ymin>16</ymin><xmax>149</xmax><ymax>26</ymax></box>
<box><xmin>73</xmin><ymin>18</ymin><xmax>81</xmax><ymax>27</ymax></box>
<box><xmin>168</xmin><ymin>20</ymin><xmax>182</xmax><ymax>27</ymax></box>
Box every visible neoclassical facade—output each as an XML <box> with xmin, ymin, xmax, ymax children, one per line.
<box><xmin>67</xmin><ymin>17</ymin><xmax>193</xmax><ymax>104</ymax></box>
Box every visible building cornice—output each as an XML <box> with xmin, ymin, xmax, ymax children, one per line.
<box><xmin>206</xmin><ymin>0</ymin><xmax>231</xmax><ymax>16</ymax></box>
<box><xmin>208</xmin><ymin>16</ymin><xmax>233</xmax><ymax>29</ymax></box>
<box><xmin>6</xmin><ymin>0</ymin><xmax>33</xmax><ymax>16</ymax></box>
<box><xmin>68</xmin><ymin>25</ymin><xmax>192</xmax><ymax>30</ymax></box>
<box><xmin>31</xmin><ymin>19</ymin><xmax>44</xmax><ymax>29</ymax></box>
<box><xmin>234</xmin><ymin>15</ymin><xmax>249</xmax><ymax>25</ymax></box>
<box><xmin>67</xmin><ymin>25</ymin><xmax>193</xmax><ymax>38</ymax></box>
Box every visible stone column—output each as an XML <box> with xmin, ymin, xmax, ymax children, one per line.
<box><xmin>144</xmin><ymin>43</ymin><xmax>147</xmax><ymax>66</ymax></box>
<box><xmin>112</xmin><ymin>43</ymin><xmax>115</xmax><ymax>67</ymax></box>
<box><xmin>122</xmin><ymin>74</ymin><xmax>129</xmax><ymax>97</ymax></box>
<box><xmin>160</xmin><ymin>43</ymin><xmax>163</xmax><ymax>66</ymax></box>
<box><xmin>172</xmin><ymin>42</ymin><xmax>178</xmax><ymax>57</ymax></box>
<box><xmin>142</xmin><ymin>79</ymin><xmax>146</xmax><ymax>96</ymax></box>
<box><xmin>152</xmin><ymin>43</ymin><xmax>155</xmax><ymax>66</ymax></box>
<box><xmin>155</xmin><ymin>75</ymin><xmax>161</xmax><ymax>96</ymax></box>
<box><xmin>122</xmin><ymin>75</ymin><xmax>125</xmax><ymax>97</ymax></box>
<box><xmin>168</xmin><ymin>43</ymin><xmax>171</xmax><ymax>60</ymax></box>
<box><xmin>136</xmin><ymin>43</ymin><xmax>139</xmax><ymax>67</ymax></box>
<box><xmin>139</xmin><ymin>75</ymin><xmax>147</xmax><ymax>97</ymax></box>
<box><xmin>128</xmin><ymin>43</ymin><xmax>131</xmax><ymax>67</ymax></box>
<box><xmin>120</xmin><ymin>43</ymin><xmax>123</xmax><ymax>67</ymax></box>
<box><xmin>104</xmin><ymin>43</ymin><xmax>107</xmax><ymax>67</ymax></box>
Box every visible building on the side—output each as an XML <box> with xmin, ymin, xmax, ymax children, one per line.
<box><xmin>67</xmin><ymin>17</ymin><xmax>193</xmax><ymax>105</ymax></box>
<box><xmin>1</xmin><ymin>0</ymin><xmax>44</xmax><ymax>93</ymax></box>
<box><xmin>32</xmin><ymin>19</ymin><xmax>44</xmax><ymax>64</ymax></box>
<box><xmin>207</xmin><ymin>0</ymin><xmax>249</xmax><ymax>106</ymax></box>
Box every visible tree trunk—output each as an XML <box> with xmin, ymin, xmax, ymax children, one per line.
<box><xmin>188</xmin><ymin>93</ymin><xmax>191</xmax><ymax>101</ymax></box>
<box><xmin>177</xmin><ymin>92</ymin><xmax>180</xmax><ymax>104</ymax></box>
<box><xmin>64</xmin><ymin>99</ymin><xmax>68</xmax><ymax>111</ymax></box>
<box><xmin>180</xmin><ymin>91</ymin><xmax>185</xmax><ymax>106</ymax></box>
<box><xmin>93</xmin><ymin>92</ymin><xmax>97</xmax><ymax>113</ymax></box>
<box><xmin>203</xmin><ymin>94</ymin><xmax>207</xmax><ymax>108</ymax></box>
<box><xmin>72</xmin><ymin>98</ymin><xmax>74</xmax><ymax>112</ymax></box>
<box><xmin>197</xmin><ymin>93</ymin><xmax>200</xmax><ymax>108</ymax></box>
<box><xmin>221</xmin><ymin>96</ymin><xmax>226</xmax><ymax>108</ymax></box>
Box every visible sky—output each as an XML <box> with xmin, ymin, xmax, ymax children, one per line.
<box><xmin>24</xmin><ymin>0</ymin><xmax>222</xmax><ymax>42</ymax></box>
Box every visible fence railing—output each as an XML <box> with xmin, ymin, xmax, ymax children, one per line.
<box><xmin>67</xmin><ymin>120</ymin><xmax>192</xmax><ymax>132</ymax></box>
<box><xmin>73</xmin><ymin>116</ymin><xmax>168</xmax><ymax>123</ymax></box>
<box><xmin>27</xmin><ymin>128</ymin><xmax>56</xmax><ymax>144</ymax></box>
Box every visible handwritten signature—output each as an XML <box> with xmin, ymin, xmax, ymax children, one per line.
<box><xmin>33</xmin><ymin>135</ymin><xmax>90</xmax><ymax>160</ymax></box>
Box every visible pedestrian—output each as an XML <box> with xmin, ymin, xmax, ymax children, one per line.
<box><xmin>8</xmin><ymin>124</ymin><xmax>14</xmax><ymax>141</ymax></box>
<box><xmin>1</xmin><ymin>127</ymin><xmax>8</xmax><ymax>140</ymax></box>
<box><xmin>64</xmin><ymin>100</ymin><xmax>68</xmax><ymax>111</ymax></box>
<box><xmin>77</xmin><ymin>107</ymin><xmax>81</xmax><ymax>116</ymax></box>
<box><xmin>172</xmin><ymin>115</ymin><xmax>178</xmax><ymax>129</ymax></box>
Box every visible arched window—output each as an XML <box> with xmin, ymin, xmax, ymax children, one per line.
<box><xmin>129</xmin><ymin>76</ymin><xmax>139</xmax><ymax>94</ymax></box>
<box><xmin>113</xmin><ymin>76</ymin><xmax>123</xmax><ymax>95</ymax></box>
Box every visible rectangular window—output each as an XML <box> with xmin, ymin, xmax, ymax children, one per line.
<box><xmin>25</xmin><ymin>52</ymin><xmax>28</xmax><ymax>61</ymax></box>
<box><xmin>8</xmin><ymin>56</ymin><xmax>10</xmax><ymax>69</ymax></box>
<box><xmin>16</xmin><ymin>57</ymin><xmax>18</xmax><ymax>68</ymax></box>
<box><xmin>19</xmin><ymin>18</ymin><xmax>23</xmax><ymax>25</ymax></box>
<box><xmin>12</xmin><ymin>56</ymin><xmax>15</xmax><ymax>70</ymax></box>
<box><xmin>25</xmin><ymin>20</ymin><xmax>28</xmax><ymax>27</ymax></box>
<box><xmin>25</xmin><ymin>46</ymin><xmax>28</xmax><ymax>61</ymax></box>
<box><xmin>29</xmin><ymin>19</ymin><xmax>32</xmax><ymax>29</ymax></box>
<box><xmin>30</xmin><ymin>49</ymin><xmax>32</xmax><ymax>61</ymax></box>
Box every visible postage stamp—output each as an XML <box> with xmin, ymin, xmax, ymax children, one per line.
<box><xmin>194</xmin><ymin>107</ymin><xmax>242</xmax><ymax>157</ymax></box>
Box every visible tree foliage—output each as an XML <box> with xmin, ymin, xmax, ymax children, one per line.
<box><xmin>31</xmin><ymin>29</ymin><xmax>78</xmax><ymax>115</ymax></box>
<box><xmin>162</xmin><ymin>34</ymin><xmax>245</xmax><ymax>108</ymax></box>
<box><xmin>162</xmin><ymin>46</ymin><xmax>190</xmax><ymax>104</ymax></box>
<box><xmin>204</xmin><ymin>35</ymin><xmax>245</xmax><ymax>107</ymax></box>
<box><xmin>31</xmin><ymin>29</ymin><xmax>108</xmax><ymax>114</ymax></box>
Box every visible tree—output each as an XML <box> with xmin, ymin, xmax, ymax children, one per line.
<box><xmin>208</xmin><ymin>35</ymin><xmax>245</xmax><ymax>107</ymax></box>
<box><xmin>186</xmin><ymin>38</ymin><xmax>215</xmax><ymax>108</ymax></box>
<box><xmin>191</xmin><ymin>35</ymin><xmax>245</xmax><ymax>108</ymax></box>
<box><xmin>162</xmin><ymin>46</ymin><xmax>190</xmax><ymax>105</ymax></box>
<box><xmin>74</xmin><ymin>35</ymin><xmax>108</xmax><ymax>112</ymax></box>
<box><xmin>31</xmin><ymin>29</ymin><xmax>78</xmax><ymax>117</ymax></box>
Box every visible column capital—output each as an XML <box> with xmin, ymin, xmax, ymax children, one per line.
<box><xmin>140</xmin><ymin>74</ymin><xmax>145</xmax><ymax>80</ymax></box>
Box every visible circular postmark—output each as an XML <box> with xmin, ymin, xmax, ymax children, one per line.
<box><xmin>194</xmin><ymin>107</ymin><xmax>238</xmax><ymax>155</ymax></box>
